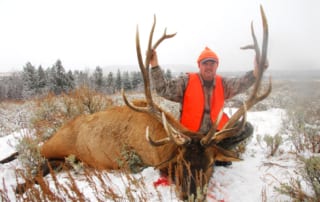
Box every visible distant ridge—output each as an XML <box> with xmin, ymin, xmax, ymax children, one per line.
<box><xmin>1</xmin><ymin>65</ymin><xmax>319</xmax><ymax>81</ymax></box>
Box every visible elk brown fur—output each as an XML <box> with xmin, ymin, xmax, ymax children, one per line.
<box><xmin>40</xmin><ymin>103</ymin><xmax>177</xmax><ymax>170</ymax></box>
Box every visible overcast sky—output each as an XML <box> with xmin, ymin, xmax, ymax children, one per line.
<box><xmin>0</xmin><ymin>0</ymin><xmax>319</xmax><ymax>73</ymax></box>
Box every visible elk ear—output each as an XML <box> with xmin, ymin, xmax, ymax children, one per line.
<box><xmin>213</xmin><ymin>146</ymin><xmax>242</xmax><ymax>162</ymax></box>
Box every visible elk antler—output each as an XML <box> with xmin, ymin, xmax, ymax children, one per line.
<box><xmin>201</xmin><ymin>5</ymin><xmax>271</xmax><ymax>146</ymax></box>
<box><xmin>122</xmin><ymin>15</ymin><xmax>175</xmax><ymax>117</ymax></box>
<box><xmin>146</xmin><ymin>112</ymin><xmax>191</xmax><ymax>146</ymax></box>
<box><xmin>122</xmin><ymin>15</ymin><xmax>192</xmax><ymax>145</ymax></box>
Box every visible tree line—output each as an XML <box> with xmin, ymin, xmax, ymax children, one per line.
<box><xmin>0</xmin><ymin>60</ymin><xmax>173</xmax><ymax>101</ymax></box>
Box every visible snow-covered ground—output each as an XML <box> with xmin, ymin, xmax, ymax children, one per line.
<box><xmin>0</xmin><ymin>107</ymin><xmax>300</xmax><ymax>201</ymax></box>
<box><xmin>209</xmin><ymin>108</ymin><xmax>294</xmax><ymax>202</ymax></box>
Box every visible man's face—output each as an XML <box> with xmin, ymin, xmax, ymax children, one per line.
<box><xmin>199</xmin><ymin>60</ymin><xmax>218</xmax><ymax>81</ymax></box>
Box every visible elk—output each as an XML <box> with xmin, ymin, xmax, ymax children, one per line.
<box><xmin>1</xmin><ymin>6</ymin><xmax>270</xmax><ymax>200</ymax></box>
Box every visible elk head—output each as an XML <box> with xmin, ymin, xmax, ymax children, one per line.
<box><xmin>122</xmin><ymin>5</ymin><xmax>270</xmax><ymax>200</ymax></box>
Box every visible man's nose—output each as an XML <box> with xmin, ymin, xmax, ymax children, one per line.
<box><xmin>205</xmin><ymin>65</ymin><xmax>214</xmax><ymax>69</ymax></box>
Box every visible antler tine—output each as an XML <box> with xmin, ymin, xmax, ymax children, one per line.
<box><xmin>146</xmin><ymin>112</ymin><xmax>191</xmax><ymax>146</ymax></box>
<box><xmin>249</xmin><ymin>5</ymin><xmax>269</xmax><ymax>101</ymax></box>
<box><xmin>140</xmin><ymin>15</ymin><xmax>155</xmax><ymax>109</ymax></box>
<box><xmin>152</xmin><ymin>28</ymin><xmax>177</xmax><ymax>50</ymax></box>
<box><xmin>161</xmin><ymin>112</ymin><xmax>191</xmax><ymax>145</ymax></box>
<box><xmin>241</xmin><ymin>21</ymin><xmax>261</xmax><ymax>101</ymax></box>
<box><xmin>241</xmin><ymin>22</ymin><xmax>260</xmax><ymax>64</ymax></box>
<box><xmin>122</xmin><ymin>16</ymin><xmax>159</xmax><ymax>115</ymax></box>
<box><xmin>201</xmin><ymin>102</ymin><xmax>247</xmax><ymax>146</ymax></box>
<box><xmin>121</xmin><ymin>23</ymin><xmax>152</xmax><ymax>113</ymax></box>
<box><xmin>145</xmin><ymin>15</ymin><xmax>157</xmax><ymax>70</ymax></box>
<box><xmin>146</xmin><ymin>126</ymin><xmax>171</xmax><ymax>146</ymax></box>
<box><xmin>211</xmin><ymin>102</ymin><xmax>247</xmax><ymax>144</ymax></box>
<box><xmin>121</xmin><ymin>89</ymin><xmax>146</xmax><ymax>113</ymax></box>
<box><xmin>200</xmin><ymin>108</ymin><xmax>224</xmax><ymax>145</ymax></box>
<box><xmin>259</xmin><ymin>5</ymin><xmax>269</xmax><ymax>81</ymax></box>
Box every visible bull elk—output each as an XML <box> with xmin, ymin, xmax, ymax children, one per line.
<box><xmin>1</xmin><ymin>5</ymin><xmax>270</xmax><ymax>201</ymax></box>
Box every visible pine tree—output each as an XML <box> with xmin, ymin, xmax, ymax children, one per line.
<box><xmin>106</xmin><ymin>72</ymin><xmax>115</xmax><ymax>94</ymax></box>
<box><xmin>22</xmin><ymin>62</ymin><xmax>38</xmax><ymax>98</ymax></box>
<box><xmin>115</xmin><ymin>69</ymin><xmax>122</xmax><ymax>92</ymax></box>
<box><xmin>0</xmin><ymin>72</ymin><xmax>23</xmax><ymax>100</ymax></box>
<box><xmin>7</xmin><ymin>73</ymin><xmax>23</xmax><ymax>100</ymax></box>
<box><xmin>131</xmin><ymin>71</ymin><xmax>143</xmax><ymax>90</ymax></box>
<box><xmin>49</xmin><ymin>59</ymin><xmax>74</xmax><ymax>95</ymax></box>
<box><xmin>92</xmin><ymin>66</ymin><xmax>104</xmax><ymax>92</ymax></box>
<box><xmin>74</xmin><ymin>70</ymin><xmax>90</xmax><ymax>87</ymax></box>
<box><xmin>66</xmin><ymin>70</ymin><xmax>75</xmax><ymax>90</ymax></box>
<box><xmin>122</xmin><ymin>71</ymin><xmax>132</xmax><ymax>90</ymax></box>
<box><xmin>36</xmin><ymin>65</ymin><xmax>47</xmax><ymax>95</ymax></box>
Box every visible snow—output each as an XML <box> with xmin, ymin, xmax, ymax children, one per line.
<box><xmin>0</xmin><ymin>108</ymin><xmax>297</xmax><ymax>201</ymax></box>
<box><xmin>207</xmin><ymin>108</ymin><xmax>294</xmax><ymax>202</ymax></box>
<box><xmin>0</xmin><ymin>131</ymin><xmax>20</xmax><ymax>157</ymax></box>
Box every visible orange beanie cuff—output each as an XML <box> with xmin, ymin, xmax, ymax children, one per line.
<box><xmin>197</xmin><ymin>47</ymin><xmax>219</xmax><ymax>67</ymax></box>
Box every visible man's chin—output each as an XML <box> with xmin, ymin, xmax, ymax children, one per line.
<box><xmin>203</xmin><ymin>76</ymin><xmax>214</xmax><ymax>81</ymax></box>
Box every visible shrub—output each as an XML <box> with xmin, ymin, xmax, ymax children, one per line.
<box><xmin>282</xmin><ymin>80</ymin><xmax>320</xmax><ymax>154</ymax></box>
<box><xmin>15</xmin><ymin>86</ymin><xmax>113</xmax><ymax>174</ymax></box>
<box><xmin>274</xmin><ymin>80</ymin><xmax>320</xmax><ymax>200</ymax></box>
<box><xmin>284</xmin><ymin>105</ymin><xmax>320</xmax><ymax>154</ymax></box>
<box><xmin>32</xmin><ymin>86</ymin><xmax>113</xmax><ymax>141</ymax></box>
<box><xmin>32</xmin><ymin>92</ymin><xmax>67</xmax><ymax>141</ymax></box>
<box><xmin>303</xmin><ymin>156</ymin><xmax>320</xmax><ymax>198</ymax></box>
<box><xmin>275</xmin><ymin>156</ymin><xmax>320</xmax><ymax>201</ymax></box>
<box><xmin>263</xmin><ymin>133</ymin><xmax>283</xmax><ymax>157</ymax></box>
<box><xmin>15</xmin><ymin>132</ymin><xmax>46</xmax><ymax>176</ymax></box>
<box><xmin>117</xmin><ymin>145</ymin><xmax>145</xmax><ymax>173</ymax></box>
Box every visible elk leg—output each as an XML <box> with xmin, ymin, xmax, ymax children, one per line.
<box><xmin>0</xmin><ymin>152</ymin><xmax>19</xmax><ymax>164</ymax></box>
<box><xmin>15</xmin><ymin>159</ymin><xmax>65</xmax><ymax>194</ymax></box>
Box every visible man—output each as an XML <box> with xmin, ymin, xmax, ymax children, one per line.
<box><xmin>150</xmin><ymin>46</ymin><xmax>263</xmax><ymax>166</ymax></box>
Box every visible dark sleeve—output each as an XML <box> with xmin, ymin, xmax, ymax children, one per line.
<box><xmin>150</xmin><ymin>66</ymin><xmax>188</xmax><ymax>103</ymax></box>
<box><xmin>222</xmin><ymin>70</ymin><xmax>256</xmax><ymax>99</ymax></box>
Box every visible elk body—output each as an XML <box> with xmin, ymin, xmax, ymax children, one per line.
<box><xmin>40</xmin><ymin>103</ymin><xmax>177</xmax><ymax>170</ymax></box>
<box><xmin>1</xmin><ymin>6</ymin><xmax>270</xmax><ymax>201</ymax></box>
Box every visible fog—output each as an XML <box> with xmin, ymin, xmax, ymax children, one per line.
<box><xmin>0</xmin><ymin>0</ymin><xmax>319</xmax><ymax>73</ymax></box>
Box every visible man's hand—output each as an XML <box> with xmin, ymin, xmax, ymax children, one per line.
<box><xmin>150</xmin><ymin>49</ymin><xmax>159</xmax><ymax>68</ymax></box>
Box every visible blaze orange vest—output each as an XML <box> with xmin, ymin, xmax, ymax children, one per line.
<box><xmin>180</xmin><ymin>73</ymin><xmax>229</xmax><ymax>132</ymax></box>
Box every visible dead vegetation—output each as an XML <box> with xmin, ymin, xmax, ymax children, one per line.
<box><xmin>1</xmin><ymin>79</ymin><xmax>320</xmax><ymax>201</ymax></box>
<box><xmin>32</xmin><ymin>85</ymin><xmax>113</xmax><ymax>141</ymax></box>
<box><xmin>1</xmin><ymin>164</ymin><xmax>164</xmax><ymax>202</ymax></box>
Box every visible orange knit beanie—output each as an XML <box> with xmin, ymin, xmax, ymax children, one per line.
<box><xmin>197</xmin><ymin>47</ymin><xmax>219</xmax><ymax>67</ymax></box>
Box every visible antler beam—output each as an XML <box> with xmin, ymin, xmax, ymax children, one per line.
<box><xmin>122</xmin><ymin>15</ymin><xmax>195</xmax><ymax>146</ymax></box>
